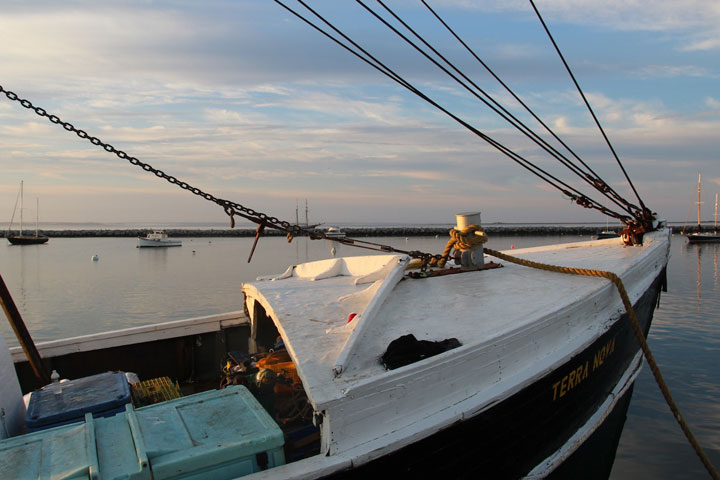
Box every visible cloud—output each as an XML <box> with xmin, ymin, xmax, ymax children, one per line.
<box><xmin>634</xmin><ymin>65</ymin><xmax>713</xmax><ymax>79</ymax></box>
<box><xmin>2</xmin><ymin>1</ymin><xmax>720</xmax><ymax>224</ymax></box>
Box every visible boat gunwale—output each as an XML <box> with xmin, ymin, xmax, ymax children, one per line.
<box><xmin>9</xmin><ymin>311</ymin><xmax>248</xmax><ymax>363</ymax></box>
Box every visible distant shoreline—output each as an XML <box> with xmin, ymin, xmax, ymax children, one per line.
<box><xmin>1</xmin><ymin>225</ymin><xmax>691</xmax><ymax>238</ymax></box>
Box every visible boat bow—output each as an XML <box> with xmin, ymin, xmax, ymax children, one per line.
<box><xmin>242</xmin><ymin>229</ymin><xmax>670</xmax><ymax>464</ymax></box>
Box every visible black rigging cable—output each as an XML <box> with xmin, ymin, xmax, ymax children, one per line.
<box><xmin>360</xmin><ymin>0</ymin><xmax>640</xmax><ymax>220</ymax></box>
<box><xmin>418</xmin><ymin>0</ymin><xmax>644</xmax><ymax>220</ymax></box>
<box><xmin>528</xmin><ymin>0</ymin><xmax>650</xmax><ymax>219</ymax></box>
<box><xmin>276</xmin><ymin>0</ymin><xmax>633</xmax><ymax>224</ymax></box>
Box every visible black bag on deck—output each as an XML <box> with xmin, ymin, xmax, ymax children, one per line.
<box><xmin>381</xmin><ymin>334</ymin><xmax>461</xmax><ymax>370</ymax></box>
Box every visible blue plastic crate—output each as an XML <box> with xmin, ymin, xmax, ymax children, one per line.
<box><xmin>25</xmin><ymin>372</ymin><xmax>131</xmax><ymax>432</ymax></box>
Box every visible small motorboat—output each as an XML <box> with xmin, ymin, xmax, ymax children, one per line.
<box><xmin>325</xmin><ymin>227</ymin><xmax>346</xmax><ymax>238</ymax></box>
<box><xmin>136</xmin><ymin>230</ymin><xmax>182</xmax><ymax>248</ymax></box>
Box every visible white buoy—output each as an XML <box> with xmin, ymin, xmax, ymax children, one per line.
<box><xmin>92</xmin><ymin>254</ymin><xmax>99</xmax><ymax>262</ymax></box>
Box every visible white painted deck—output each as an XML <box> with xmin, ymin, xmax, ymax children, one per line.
<box><xmin>242</xmin><ymin>229</ymin><xmax>670</xmax><ymax>459</ymax></box>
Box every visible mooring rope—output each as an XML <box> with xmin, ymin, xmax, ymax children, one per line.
<box><xmin>407</xmin><ymin>224</ymin><xmax>487</xmax><ymax>269</ymax></box>
<box><xmin>482</xmin><ymin>247</ymin><xmax>719</xmax><ymax>480</ymax></box>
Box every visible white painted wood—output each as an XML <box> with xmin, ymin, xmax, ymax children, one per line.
<box><xmin>0</xmin><ymin>335</ymin><xmax>25</xmax><ymax>438</ymax></box>
<box><xmin>9</xmin><ymin>311</ymin><xmax>247</xmax><ymax>363</ymax></box>
<box><xmin>332</xmin><ymin>255</ymin><xmax>409</xmax><ymax>376</ymax></box>
<box><xmin>242</xmin><ymin>229</ymin><xmax>670</xmax><ymax>459</ymax></box>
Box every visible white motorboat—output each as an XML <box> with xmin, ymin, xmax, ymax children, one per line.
<box><xmin>325</xmin><ymin>227</ymin><xmax>346</xmax><ymax>238</ymax></box>
<box><xmin>136</xmin><ymin>230</ymin><xmax>182</xmax><ymax>248</ymax></box>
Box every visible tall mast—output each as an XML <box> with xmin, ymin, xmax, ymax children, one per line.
<box><xmin>715</xmin><ymin>192</ymin><xmax>718</xmax><ymax>232</ymax></box>
<box><xmin>35</xmin><ymin>197</ymin><xmax>39</xmax><ymax>237</ymax></box>
<box><xmin>697</xmin><ymin>173</ymin><xmax>702</xmax><ymax>230</ymax></box>
<box><xmin>19</xmin><ymin>180</ymin><xmax>24</xmax><ymax>236</ymax></box>
<box><xmin>305</xmin><ymin>199</ymin><xmax>309</xmax><ymax>227</ymax></box>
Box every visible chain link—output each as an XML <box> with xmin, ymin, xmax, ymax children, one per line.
<box><xmin>1</xmin><ymin>84</ymin><xmax>439</xmax><ymax>260</ymax></box>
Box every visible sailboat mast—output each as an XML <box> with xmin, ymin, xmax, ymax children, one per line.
<box><xmin>35</xmin><ymin>197</ymin><xmax>39</xmax><ymax>237</ymax></box>
<box><xmin>715</xmin><ymin>192</ymin><xmax>718</xmax><ymax>232</ymax></box>
<box><xmin>697</xmin><ymin>173</ymin><xmax>702</xmax><ymax>230</ymax></box>
<box><xmin>19</xmin><ymin>180</ymin><xmax>24</xmax><ymax>236</ymax></box>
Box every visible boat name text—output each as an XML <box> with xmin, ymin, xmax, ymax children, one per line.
<box><xmin>552</xmin><ymin>335</ymin><xmax>616</xmax><ymax>401</ymax></box>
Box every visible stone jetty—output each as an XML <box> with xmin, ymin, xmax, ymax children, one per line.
<box><xmin>4</xmin><ymin>225</ymin><xmax>689</xmax><ymax>239</ymax></box>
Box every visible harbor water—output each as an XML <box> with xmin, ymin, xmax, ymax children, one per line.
<box><xmin>1</xmin><ymin>232</ymin><xmax>718</xmax><ymax>478</ymax></box>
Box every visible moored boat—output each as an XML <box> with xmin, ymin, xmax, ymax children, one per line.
<box><xmin>6</xmin><ymin>181</ymin><xmax>49</xmax><ymax>246</ymax></box>
<box><xmin>324</xmin><ymin>227</ymin><xmax>346</xmax><ymax>238</ymax></box>
<box><xmin>137</xmin><ymin>229</ymin><xmax>182</xmax><ymax>248</ymax></box>
<box><xmin>3</xmin><ymin>223</ymin><xmax>670</xmax><ymax>478</ymax></box>
<box><xmin>686</xmin><ymin>176</ymin><xmax>720</xmax><ymax>243</ymax></box>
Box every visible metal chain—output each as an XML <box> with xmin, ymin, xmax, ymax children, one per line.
<box><xmin>0</xmin><ymin>84</ymin><xmax>439</xmax><ymax>261</ymax></box>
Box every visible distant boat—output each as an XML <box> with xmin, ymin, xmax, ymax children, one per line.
<box><xmin>6</xmin><ymin>181</ymin><xmax>49</xmax><ymax>246</ymax></box>
<box><xmin>294</xmin><ymin>198</ymin><xmax>321</xmax><ymax>230</ymax></box>
<box><xmin>596</xmin><ymin>217</ymin><xmax>619</xmax><ymax>239</ymax></box>
<box><xmin>325</xmin><ymin>226</ymin><xmax>346</xmax><ymax>238</ymax></box>
<box><xmin>596</xmin><ymin>231</ymin><xmax>619</xmax><ymax>239</ymax></box>
<box><xmin>686</xmin><ymin>174</ymin><xmax>720</xmax><ymax>243</ymax></box>
<box><xmin>136</xmin><ymin>230</ymin><xmax>182</xmax><ymax>248</ymax></box>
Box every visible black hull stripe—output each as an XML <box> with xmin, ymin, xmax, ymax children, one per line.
<box><xmin>325</xmin><ymin>269</ymin><xmax>665</xmax><ymax>479</ymax></box>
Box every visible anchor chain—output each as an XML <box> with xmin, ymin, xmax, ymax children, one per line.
<box><xmin>0</xmin><ymin>85</ymin><xmax>442</xmax><ymax>262</ymax></box>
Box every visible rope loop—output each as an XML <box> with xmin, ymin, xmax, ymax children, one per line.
<box><xmin>449</xmin><ymin>224</ymin><xmax>487</xmax><ymax>252</ymax></box>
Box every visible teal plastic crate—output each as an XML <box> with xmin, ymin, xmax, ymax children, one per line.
<box><xmin>94</xmin><ymin>405</ymin><xmax>151</xmax><ymax>480</ymax></box>
<box><xmin>0</xmin><ymin>408</ymin><xmax>150</xmax><ymax>480</ymax></box>
<box><xmin>134</xmin><ymin>385</ymin><xmax>285</xmax><ymax>479</ymax></box>
<box><xmin>0</xmin><ymin>413</ymin><xmax>99</xmax><ymax>480</ymax></box>
<box><xmin>1</xmin><ymin>386</ymin><xmax>282</xmax><ymax>480</ymax></box>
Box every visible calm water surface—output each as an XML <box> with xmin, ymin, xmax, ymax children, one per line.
<box><xmin>1</xmin><ymin>233</ymin><xmax>718</xmax><ymax>478</ymax></box>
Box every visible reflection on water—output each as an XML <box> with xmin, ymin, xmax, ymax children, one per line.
<box><xmin>611</xmin><ymin>237</ymin><xmax>720</xmax><ymax>479</ymax></box>
<box><xmin>1</xmin><ymin>234</ymin><xmax>718</xmax><ymax>478</ymax></box>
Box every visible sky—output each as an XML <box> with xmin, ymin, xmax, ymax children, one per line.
<box><xmin>1</xmin><ymin>0</ymin><xmax>719</xmax><ymax>227</ymax></box>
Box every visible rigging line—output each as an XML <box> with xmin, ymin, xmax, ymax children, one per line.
<box><xmin>366</xmin><ymin>0</ymin><xmax>638</xmax><ymax>220</ymax></box>
<box><xmin>292</xmin><ymin>0</ymin><xmax>628</xmax><ymax>222</ymax></box>
<box><xmin>280</xmin><ymin>1</ymin><xmax>631</xmax><ymax>222</ymax></box>
<box><xmin>528</xmin><ymin>0</ymin><xmax>649</xmax><ymax>217</ymax></box>
<box><xmin>419</xmin><ymin>0</ymin><xmax>642</xmax><ymax>219</ymax></box>
<box><xmin>274</xmin><ymin>0</ymin><xmax>415</xmax><ymax>93</ymax></box>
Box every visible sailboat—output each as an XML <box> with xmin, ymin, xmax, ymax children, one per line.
<box><xmin>597</xmin><ymin>216</ymin><xmax>620</xmax><ymax>239</ymax></box>
<box><xmin>6</xmin><ymin>181</ymin><xmax>49</xmax><ymax>245</ymax></box>
<box><xmin>687</xmin><ymin>174</ymin><xmax>720</xmax><ymax>243</ymax></box>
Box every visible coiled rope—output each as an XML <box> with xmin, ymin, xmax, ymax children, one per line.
<box><xmin>408</xmin><ymin>224</ymin><xmax>487</xmax><ymax>270</ymax></box>
<box><xmin>482</xmin><ymin>247</ymin><xmax>719</xmax><ymax>480</ymax></box>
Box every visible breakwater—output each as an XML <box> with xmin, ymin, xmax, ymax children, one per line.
<box><xmin>5</xmin><ymin>225</ymin><xmax>693</xmax><ymax>239</ymax></box>
<box><xmin>0</xmin><ymin>225</ymin><xmax>636</xmax><ymax>238</ymax></box>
